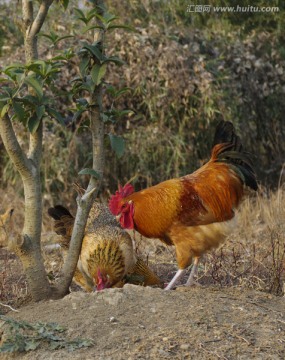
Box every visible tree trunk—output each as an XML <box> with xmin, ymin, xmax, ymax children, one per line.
<box><xmin>19</xmin><ymin>174</ymin><xmax>52</xmax><ymax>300</ymax></box>
<box><xmin>1</xmin><ymin>0</ymin><xmax>107</xmax><ymax>301</ymax></box>
<box><xmin>54</xmin><ymin>0</ymin><xmax>106</xmax><ymax>297</ymax></box>
<box><xmin>0</xmin><ymin>0</ymin><xmax>55</xmax><ymax>301</ymax></box>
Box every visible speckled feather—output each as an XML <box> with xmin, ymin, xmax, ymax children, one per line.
<box><xmin>48</xmin><ymin>202</ymin><xmax>161</xmax><ymax>290</ymax></box>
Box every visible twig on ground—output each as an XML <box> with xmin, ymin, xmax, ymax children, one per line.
<box><xmin>0</xmin><ymin>302</ymin><xmax>19</xmax><ymax>312</ymax></box>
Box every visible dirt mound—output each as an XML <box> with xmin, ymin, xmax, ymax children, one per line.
<box><xmin>1</xmin><ymin>285</ymin><xmax>284</xmax><ymax>359</ymax></box>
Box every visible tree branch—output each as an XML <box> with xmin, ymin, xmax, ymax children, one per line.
<box><xmin>28</xmin><ymin>121</ymin><xmax>43</xmax><ymax>166</ymax></box>
<box><xmin>0</xmin><ymin>114</ymin><xmax>32</xmax><ymax>177</ymax></box>
<box><xmin>22</xmin><ymin>0</ymin><xmax>54</xmax><ymax>62</ymax></box>
<box><xmin>29</xmin><ymin>0</ymin><xmax>54</xmax><ymax>38</ymax></box>
<box><xmin>22</xmin><ymin>0</ymin><xmax>33</xmax><ymax>29</ymax></box>
<box><xmin>56</xmin><ymin>1</ymin><xmax>105</xmax><ymax>296</ymax></box>
<box><xmin>86</xmin><ymin>1</ymin><xmax>105</xmax><ymax>193</ymax></box>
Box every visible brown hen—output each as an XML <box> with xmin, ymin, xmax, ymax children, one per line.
<box><xmin>48</xmin><ymin>202</ymin><xmax>161</xmax><ymax>291</ymax></box>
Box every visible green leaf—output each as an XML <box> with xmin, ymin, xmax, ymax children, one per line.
<box><xmin>54</xmin><ymin>35</ymin><xmax>74</xmax><ymax>45</ymax></box>
<box><xmin>25</xmin><ymin>76</ymin><xmax>43</xmax><ymax>99</ymax></box>
<box><xmin>60</xmin><ymin>0</ymin><xmax>69</xmax><ymax>10</ymax></box>
<box><xmin>102</xmin><ymin>56</ymin><xmax>125</xmax><ymax>66</ymax></box>
<box><xmin>0</xmin><ymin>94</ymin><xmax>11</xmax><ymax>102</ymax></box>
<box><xmin>72</xmin><ymin>109</ymin><xmax>85</xmax><ymax>122</ymax></box>
<box><xmin>73</xmin><ymin>8</ymin><xmax>88</xmax><ymax>24</ymax></box>
<box><xmin>12</xmin><ymin>101</ymin><xmax>26</xmax><ymax>122</ymax></box>
<box><xmin>114</xmin><ymin>87</ymin><xmax>132</xmax><ymax>99</ymax></box>
<box><xmin>4</xmin><ymin>63</ymin><xmax>25</xmax><ymax>72</ymax></box>
<box><xmin>73</xmin><ymin>8</ymin><xmax>85</xmax><ymax>17</ymax></box>
<box><xmin>32</xmin><ymin>60</ymin><xmax>48</xmax><ymax>67</ymax></box>
<box><xmin>105</xmin><ymin>84</ymin><xmax>116</xmax><ymax>96</ymax></box>
<box><xmin>91</xmin><ymin>63</ymin><xmax>107</xmax><ymax>86</ymax></box>
<box><xmin>26</xmin><ymin>62</ymin><xmax>44</xmax><ymax>73</ymax></box>
<box><xmin>15</xmin><ymin>73</ymin><xmax>25</xmax><ymax>84</ymax></box>
<box><xmin>0</xmin><ymin>103</ymin><xmax>10</xmax><ymax>118</ymax></box>
<box><xmin>107</xmin><ymin>24</ymin><xmax>135</xmax><ymax>32</ymax></box>
<box><xmin>85</xmin><ymin>8</ymin><xmax>100</xmax><ymax>22</ymax></box>
<box><xmin>109</xmin><ymin>134</ymin><xmax>125</xmax><ymax>158</ymax></box>
<box><xmin>16</xmin><ymin>95</ymin><xmax>38</xmax><ymax>106</ymax></box>
<box><xmin>83</xmin><ymin>44</ymin><xmax>103</xmax><ymax>61</ymax></box>
<box><xmin>1</xmin><ymin>87</ymin><xmax>14</xmax><ymax>97</ymax></box>
<box><xmin>79</xmin><ymin>81</ymin><xmax>94</xmax><ymax>94</ymax></box>
<box><xmin>101</xmin><ymin>12</ymin><xmax>117</xmax><ymax>24</ymax></box>
<box><xmin>37</xmin><ymin>33</ymin><xmax>55</xmax><ymax>42</ymax></box>
<box><xmin>36</xmin><ymin>105</ymin><xmax>45</xmax><ymax>120</ymax></box>
<box><xmin>4</xmin><ymin>68</ymin><xmax>24</xmax><ymax>82</ymax></box>
<box><xmin>79</xmin><ymin>56</ymin><xmax>89</xmax><ymax>77</ymax></box>
<box><xmin>25</xmin><ymin>340</ymin><xmax>41</xmax><ymax>351</ymax></box>
<box><xmin>82</xmin><ymin>24</ymin><xmax>105</xmax><ymax>33</ymax></box>
<box><xmin>52</xmin><ymin>49</ymin><xmax>75</xmax><ymax>61</ymax></box>
<box><xmin>0</xmin><ymin>77</ymin><xmax>13</xmax><ymax>83</ymax></box>
<box><xmin>28</xmin><ymin>113</ymin><xmax>41</xmax><ymax>134</ymax></box>
<box><xmin>117</xmin><ymin>109</ymin><xmax>134</xmax><ymax>117</ymax></box>
<box><xmin>46</xmin><ymin>107</ymin><xmax>65</xmax><ymax>126</ymax></box>
<box><xmin>78</xmin><ymin>168</ymin><xmax>101</xmax><ymax>179</ymax></box>
<box><xmin>76</xmin><ymin>98</ymin><xmax>88</xmax><ymax>106</ymax></box>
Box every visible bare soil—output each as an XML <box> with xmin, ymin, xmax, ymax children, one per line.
<box><xmin>0</xmin><ymin>190</ymin><xmax>284</xmax><ymax>359</ymax></box>
<box><xmin>1</xmin><ymin>284</ymin><xmax>285</xmax><ymax>360</ymax></box>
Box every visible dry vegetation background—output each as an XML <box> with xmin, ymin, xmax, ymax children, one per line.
<box><xmin>0</xmin><ymin>0</ymin><xmax>285</xmax><ymax>312</ymax></box>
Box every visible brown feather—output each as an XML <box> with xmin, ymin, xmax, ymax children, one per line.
<box><xmin>48</xmin><ymin>203</ymin><xmax>161</xmax><ymax>290</ymax></box>
<box><xmin>114</xmin><ymin>121</ymin><xmax>257</xmax><ymax>273</ymax></box>
<box><xmin>126</xmin><ymin>257</ymin><xmax>163</xmax><ymax>287</ymax></box>
<box><xmin>124</xmin><ymin>180</ymin><xmax>182</xmax><ymax>241</ymax></box>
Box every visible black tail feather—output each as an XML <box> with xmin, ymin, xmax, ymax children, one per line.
<box><xmin>48</xmin><ymin>205</ymin><xmax>73</xmax><ymax>220</ymax></box>
<box><xmin>213</xmin><ymin>121</ymin><xmax>242</xmax><ymax>152</ymax></box>
<box><xmin>213</xmin><ymin>121</ymin><xmax>258</xmax><ymax>191</ymax></box>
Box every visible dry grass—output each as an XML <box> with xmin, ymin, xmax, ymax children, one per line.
<box><xmin>0</xmin><ymin>187</ymin><xmax>284</xmax><ymax>314</ymax></box>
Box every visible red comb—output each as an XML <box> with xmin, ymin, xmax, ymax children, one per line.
<box><xmin>120</xmin><ymin>183</ymin><xmax>134</xmax><ymax>197</ymax></box>
<box><xmin>109</xmin><ymin>183</ymin><xmax>134</xmax><ymax>215</ymax></box>
<box><xmin>96</xmin><ymin>269</ymin><xmax>107</xmax><ymax>291</ymax></box>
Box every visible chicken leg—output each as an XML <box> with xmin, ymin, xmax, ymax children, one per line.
<box><xmin>164</xmin><ymin>257</ymin><xmax>200</xmax><ymax>290</ymax></box>
<box><xmin>164</xmin><ymin>269</ymin><xmax>186</xmax><ymax>290</ymax></box>
<box><xmin>185</xmin><ymin>257</ymin><xmax>200</xmax><ymax>286</ymax></box>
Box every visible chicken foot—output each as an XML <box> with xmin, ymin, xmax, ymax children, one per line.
<box><xmin>164</xmin><ymin>257</ymin><xmax>200</xmax><ymax>290</ymax></box>
<box><xmin>164</xmin><ymin>269</ymin><xmax>186</xmax><ymax>290</ymax></box>
<box><xmin>185</xmin><ymin>257</ymin><xmax>200</xmax><ymax>286</ymax></box>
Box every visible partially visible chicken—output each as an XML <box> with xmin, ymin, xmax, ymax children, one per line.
<box><xmin>0</xmin><ymin>208</ymin><xmax>14</xmax><ymax>248</ymax></box>
<box><xmin>109</xmin><ymin>121</ymin><xmax>258</xmax><ymax>290</ymax></box>
<box><xmin>48</xmin><ymin>203</ymin><xmax>161</xmax><ymax>291</ymax></box>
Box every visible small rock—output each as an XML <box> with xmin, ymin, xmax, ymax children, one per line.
<box><xmin>101</xmin><ymin>291</ymin><xmax>124</xmax><ymax>306</ymax></box>
<box><xmin>158</xmin><ymin>349</ymin><xmax>170</xmax><ymax>357</ymax></box>
<box><xmin>180</xmin><ymin>343</ymin><xmax>190</xmax><ymax>350</ymax></box>
<box><xmin>109</xmin><ymin>316</ymin><xmax>117</xmax><ymax>323</ymax></box>
<box><xmin>162</xmin><ymin>337</ymin><xmax>168</xmax><ymax>341</ymax></box>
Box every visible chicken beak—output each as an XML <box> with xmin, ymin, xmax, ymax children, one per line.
<box><xmin>115</xmin><ymin>214</ymin><xmax>121</xmax><ymax>222</ymax></box>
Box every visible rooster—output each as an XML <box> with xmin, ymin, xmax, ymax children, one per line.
<box><xmin>48</xmin><ymin>203</ymin><xmax>162</xmax><ymax>291</ymax></box>
<box><xmin>109</xmin><ymin>121</ymin><xmax>258</xmax><ymax>290</ymax></box>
